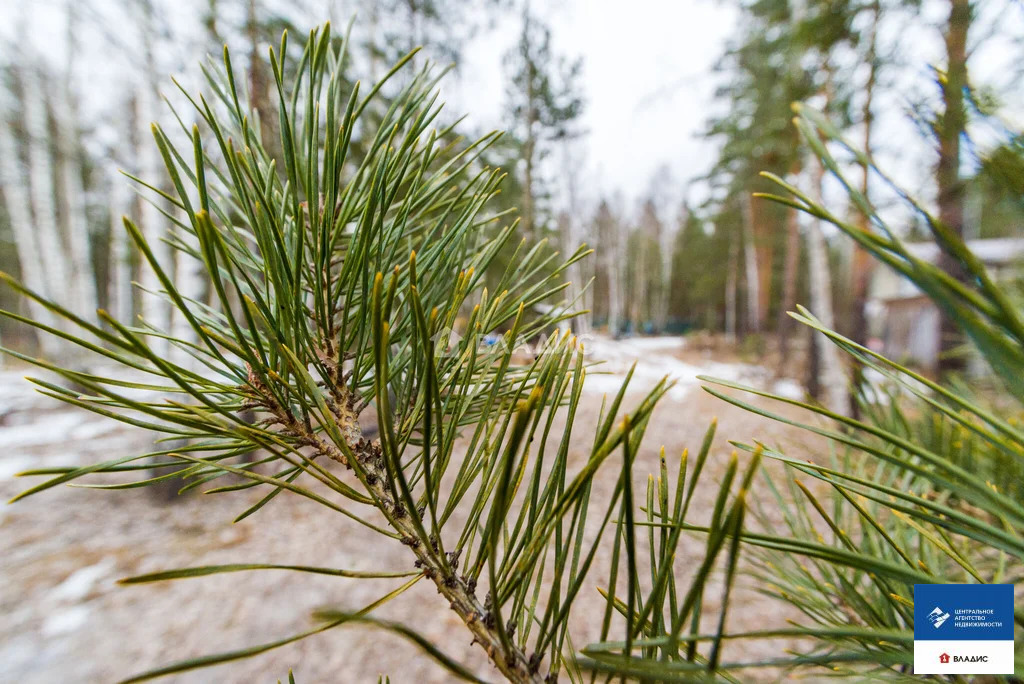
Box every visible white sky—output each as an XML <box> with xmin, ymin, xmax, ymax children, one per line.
<box><xmin>443</xmin><ymin>0</ymin><xmax>739</xmax><ymax>210</ymax></box>
<box><xmin>3</xmin><ymin>0</ymin><xmax>1022</xmax><ymax>223</ymax></box>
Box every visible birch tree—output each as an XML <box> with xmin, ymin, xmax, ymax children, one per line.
<box><xmin>108</xmin><ymin>161</ymin><xmax>135</xmax><ymax>326</ymax></box>
<box><xmin>56</xmin><ymin>0</ymin><xmax>98</xmax><ymax>322</ymax></box>
<box><xmin>0</xmin><ymin>86</ymin><xmax>62</xmax><ymax>356</ymax></box>
<box><xmin>134</xmin><ymin>0</ymin><xmax>174</xmax><ymax>356</ymax></box>
<box><xmin>740</xmin><ymin>193</ymin><xmax>761</xmax><ymax>334</ymax></box>
<box><xmin>806</xmin><ymin>156</ymin><xmax>850</xmax><ymax>415</ymax></box>
<box><xmin>22</xmin><ymin>66</ymin><xmax>70</xmax><ymax>310</ymax></box>
<box><xmin>557</xmin><ymin>140</ymin><xmax>591</xmax><ymax>334</ymax></box>
<box><xmin>594</xmin><ymin>200</ymin><xmax>624</xmax><ymax>335</ymax></box>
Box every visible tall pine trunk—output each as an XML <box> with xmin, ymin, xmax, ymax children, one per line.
<box><xmin>56</xmin><ymin>106</ymin><xmax>96</xmax><ymax>322</ymax></box>
<box><xmin>247</xmin><ymin>0</ymin><xmax>280</xmax><ymax>166</ymax></box>
<box><xmin>560</xmin><ymin>146</ymin><xmax>590</xmax><ymax>334</ymax></box>
<box><xmin>557</xmin><ymin>211</ymin><xmax>590</xmax><ymax>335</ymax></box>
<box><xmin>522</xmin><ymin>133</ymin><xmax>536</xmax><ymax>245</ymax></box>
<box><xmin>598</xmin><ymin>208</ymin><xmax>623</xmax><ymax>337</ymax></box>
<box><xmin>776</xmin><ymin>189</ymin><xmax>802</xmax><ymax>371</ymax></box>
<box><xmin>935</xmin><ymin>0</ymin><xmax>970</xmax><ymax>376</ymax></box>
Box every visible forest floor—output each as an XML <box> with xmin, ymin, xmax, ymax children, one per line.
<box><xmin>0</xmin><ymin>335</ymin><xmax>828</xmax><ymax>683</ymax></box>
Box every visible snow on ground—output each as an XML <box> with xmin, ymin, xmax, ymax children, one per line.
<box><xmin>0</xmin><ymin>337</ymin><xmax>817</xmax><ymax>683</ymax></box>
<box><xmin>582</xmin><ymin>334</ymin><xmax>770</xmax><ymax>401</ymax></box>
<box><xmin>0</xmin><ymin>369</ymin><xmax>99</xmax><ymax>481</ymax></box>
<box><xmin>0</xmin><ymin>369</ymin><xmax>58</xmax><ymax>414</ymax></box>
<box><xmin>0</xmin><ymin>337</ymin><xmax>791</xmax><ymax>483</ymax></box>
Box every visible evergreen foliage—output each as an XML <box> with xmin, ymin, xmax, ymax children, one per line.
<box><xmin>3</xmin><ymin>20</ymin><xmax>1022</xmax><ymax>684</ymax></box>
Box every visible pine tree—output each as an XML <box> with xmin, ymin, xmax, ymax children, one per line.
<box><xmin>705</xmin><ymin>0</ymin><xmax>815</xmax><ymax>337</ymax></box>
<box><xmin>503</xmin><ymin>8</ymin><xmax>584</xmax><ymax>245</ymax></box>
<box><xmin>935</xmin><ymin>0</ymin><xmax>971</xmax><ymax>375</ymax></box>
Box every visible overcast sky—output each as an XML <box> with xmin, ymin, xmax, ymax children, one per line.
<box><xmin>442</xmin><ymin>0</ymin><xmax>739</xmax><ymax>210</ymax></box>
<box><xmin>4</xmin><ymin>0</ymin><xmax>1022</xmax><ymax>222</ymax></box>
<box><xmin>440</xmin><ymin>0</ymin><xmax>1023</xmax><ymax>217</ymax></box>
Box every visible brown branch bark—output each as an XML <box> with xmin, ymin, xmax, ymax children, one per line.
<box><xmin>250</xmin><ymin>370</ymin><xmax>544</xmax><ymax>683</ymax></box>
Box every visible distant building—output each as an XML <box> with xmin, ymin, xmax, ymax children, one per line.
<box><xmin>867</xmin><ymin>237</ymin><xmax>1024</xmax><ymax>371</ymax></box>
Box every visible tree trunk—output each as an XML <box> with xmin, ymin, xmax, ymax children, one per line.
<box><xmin>521</xmin><ymin>46</ymin><xmax>537</xmax><ymax>245</ymax></box>
<box><xmin>56</xmin><ymin>104</ymin><xmax>97</xmax><ymax>322</ymax></box>
<box><xmin>607</xmin><ymin>251</ymin><xmax>622</xmax><ymax>337</ymax></box>
<box><xmin>935</xmin><ymin>0</ymin><xmax>970</xmax><ymax>376</ymax></box>
<box><xmin>807</xmin><ymin>158</ymin><xmax>850</xmax><ymax>416</ymax></box>
<box><xmin>848</xmin><ymin>0</ymin><xmax>880</xmax><ymax>416</ymax></box>
<box><xmin>171</xmin><ymin>209</ymin><xmax>206</xmax><ymax>368</ymax></box>
<box><xmin>108</xmin><ymin>95</ymin><xmax>138</xmax><ymax>327</ymax></box>
<box><xmin>23</xmin><ymin>67</ymin><xmax>71</xmax><ymax>310</ymax></box>
<box><xmin>108</xmin><ymin>167</ymin><xmax>135</xmax><ymax>326</ymax></box>
<box><xmin>0</xmin><ymin>92</ymin><xmax>63</xmax><ymax>356</ymax></box>
<box><xmin>247</xmin><ymin>0</ymin><xmax>281</xmax><ymax>166</ymax></box>
<box><xmin>658</xmin><ymin>228</ymin><xmax>672</xmax><ymax>332</ymax></box>
<box><xmin>599</xmin><ymin>210</ymin><xmax>623</xmax><ymax>337</ymax></box>
<box><xmin>776</xmin><ymin>198</ymin><xmax>801</xmax><ymax>370</ymax></box>
<box><xmin>137</xmin><ymin>0</ymin><xmax>173</xmax><ymax>355</ymax></box>
<box><xmin>560</xmin><ymin>145</ymin><xmax>590</xmax><ymax>334</ymax></box>
<box><xmin>741</xmin><ymin>193</ymin><xmax>761</xmax><ymax>333</ymax></box>
<box><xmin>559</xmin><ymin>213</ymin><xmax>590</xmax><ymax>334</ymax></box>
<box><xmin>522</xmin><ymin>132</ymin><xmax>536</xmax><ymax>245</ymax></box>
<box><xmin>57</xmin><ymin>5</ymin><xmax>98</xmax><ymax>323</ymax></box>
<box><xmin>725</xmin><ymin>229</ymin><xmax>738</xmax><ymax>343</ymax></box>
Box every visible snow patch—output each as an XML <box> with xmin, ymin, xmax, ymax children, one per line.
<box><xmin>582</xmin><ymin>334</ymin><xmax>768</xmax><ymax>401</ymax></box>
<box><xmin>49</xmin><ymin>557</ymin><xmax>116</xmax><ymax>603</ymax></box>
<box><xmin>41</xmin><ymin>606</ymin><xmax>91</xmax><ymax>637</ymax></box>
<box><xmin>0</xmin><ymin>412</ymin><xmax>93</xmax><ymax>449</ymax></box>
<box><xmin>771</xmin><ymin>379</ymin><xmax>805</xmax><ymax>400</ymax></box>
<box><xmin>0</xmin><ymin>455</ymin><xmax>35</xmax><ymax>481</ymax></box>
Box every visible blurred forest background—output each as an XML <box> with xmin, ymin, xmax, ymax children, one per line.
<box><xmin>0</xmin><ymin>0</ymin><xmax>1022</xmax><ymax>404</ymax></box>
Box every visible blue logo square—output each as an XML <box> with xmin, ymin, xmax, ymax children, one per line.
<box><xmin>914</xmin><ymin>584</ymin><xmax>1014</xmax><ymax>641</ymax></box>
